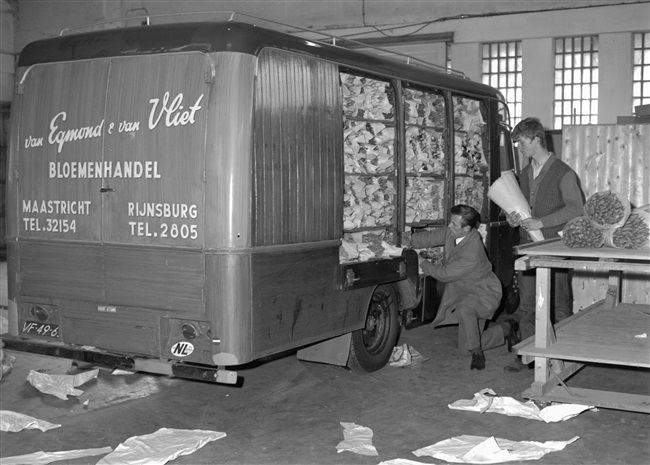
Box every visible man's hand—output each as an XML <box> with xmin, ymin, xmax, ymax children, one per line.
<box><xmin>506</xmin><ymin>211</ymin><xmax>523</xmax><ymax>228</ymax></box>
<box><xmin>521</xmin><ymin>218</ymin><xmax>543</xmax><ymax>231</ymax></box>
<box><xmin>506</xmin><ymin>212</ymin><xmax>543</xmax><ymax>232</ymax></box>
<box><xmin>417</xmin><ymin>253</ymin><xmax>428</xmax><ymax>268</ymax></box>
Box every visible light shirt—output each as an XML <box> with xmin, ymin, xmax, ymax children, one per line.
<box><xmin>532</xmin><ymin>154</ymin><xmax>550</xmax><ymax>179</ymax></box>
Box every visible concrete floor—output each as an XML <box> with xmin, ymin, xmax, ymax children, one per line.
<box><xmin>1</xmin><ymin>321</ymin><xmax>649</xmax><ymax>465</ymax></box>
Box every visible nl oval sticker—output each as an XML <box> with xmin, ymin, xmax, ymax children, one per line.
<box><xmin>171</xmin><ymin>341</ymin><xmax>194</xmax><ymax>357</ymax></box>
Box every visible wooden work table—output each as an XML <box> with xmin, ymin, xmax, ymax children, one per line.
<box><xmin>513</xmin><ymin>238</ymin><xmax>650</xmax><ymax>413</ymax></box>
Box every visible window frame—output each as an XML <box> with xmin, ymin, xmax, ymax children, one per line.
<box><xmin>632</xmin><ymin>31</ymin><xmax>650</xmax><ymax>110</ymax></box>
<box><xmin>553</xmin><ymin>35</ymin><xmax>599</xmax><ymax>129</ymax></box>
<box><xmin>481</xmin><ymin>41</ymin><xmax>522</xmax><ymax>128</ymax></box>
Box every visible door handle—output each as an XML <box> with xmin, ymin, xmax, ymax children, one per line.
<box><xmin>100</xmin><ymin>187</ymin><xmax>115</xmax><ymax>193</ymax></box>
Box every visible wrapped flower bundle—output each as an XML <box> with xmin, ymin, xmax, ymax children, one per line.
<box><xmin>341</xmin><ymin>230</ymin><xmax>397</xmax><ymax>262</ymax></box>
<box><xmin>562</xmin><ymin>192</ymin><xmax>648</xmax><ymax>249</ymax></box>
<box><xmin>405</xmin><ymin>127</ymin><xmax>445</xmax><ymax>174</ymax></box>
<box><xmin>454</xmin><ymin>133</ymin><xmax>486</xmax><ymax>175</ymax></box>
<box><xmin>344</xmin><ymin>176</ymin><xmax>395</xmax><ymax>229</ymax></box>
<box><xmin>344</xmin><ymin>120</ymin><xmax>394</xmax><ymax>174</ymax></box>
<box><xmin>341</xmin><ymin>73</ymin><xmax>394</xmax><ymax>120</ymax></box>
<box><xmin>584</xmin><ymin>190</ymin><xmax>631</xmax><ymax>229</ymax></box>
<box><xmin>418</xmin><ymin>245</ymin><xmax>444</xmax><ymax>265</ymax></box>
<box><xmin>452</xmin><ymin>97</ymin><xmax>487</xmax><ymax>176</ymax></box>
<box><xmin>405</xmin><ymin>177</ymin><xmax>444</xmax><ymax>224</ymax></box>
<box><xmin>455</xmin><ymin>177</ymin><xmax>485</xmax><ymax>218</ymax></box>
<box><xmin>607</xmin><ymin>205</ymin><xmax>650</xmax><ymax>249</ymax></box>
<box><xmin>562</xmin><ymin>216</ymin><xmax>605</xmax><ymax>248</ymax></box>
<box><xmin>404</xmin><ymin>88</ymin><xmax>446</xmax><ymax>128</ymax></box>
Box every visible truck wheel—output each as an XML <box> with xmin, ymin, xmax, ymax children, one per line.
<box><xmin>348</xmin><ymin>284</ymin><xmax>400</xmax><ymax>372</ymax></box>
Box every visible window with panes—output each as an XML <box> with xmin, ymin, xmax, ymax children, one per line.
<box><xmin>553</xmin><ymin>36</ymin><xmax>599</xmax><ymax>129</ymax></box>
<box><xmin>633</xmin><ymin>32</ymin><xmax>650</xmax><ymax>109</ymax></box>
<box><xmin>481</xmin><ymin>41</ymin><xmax>522</xmax><ymax>128</ymax></box>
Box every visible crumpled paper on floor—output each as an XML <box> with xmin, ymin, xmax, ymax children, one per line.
<box><xmin>448</xmin><ymin>388</ymin><xmax>593</xmax><ymax>422</ymax></box>
<box><xmin>96</xmin><ymin>427</ymin><xmax>226</xmax><ymax>465</ymax></box>
<box><xmin>0</xmin><ymin>446</ymin><xmax>112</xmax><ymax>465</ymax></box>
<box><xmin>378</xmin><ymin>460</ymin><xmax>430</xmax><ymax>465</ymax></box>
<box><xmin>1</xmin><ymin>351</ymin><xmax>16</xmax><ymax>379</ymax></box>
<box><xmin>389</xmin><ymin>344</ymin><xmax>429</xmax><ymax>367</ymax></box>
<box><xmin>336</xmin><ymin>422</ymin><xmax>378</xmax><ymax>456</ymax></box>
<box><xmin>413</xmin><ymin>435</ymin><xmax>580</xmax><ymax>463</ymax></box>
<box><xmin>0</xmin><ymin>410</ymin><xmax>61</xmax><ymax>432</ymax></box>
<box><xmin>26</xmin><ymin>368</ymin><xmax>99</xmax><ymax>400</ymax></box>
<box><xmin>0</xmin><ymin>315</ymin><xmax>13</xmax><ymax>381</ymax></box>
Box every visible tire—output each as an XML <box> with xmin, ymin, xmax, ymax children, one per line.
<box><xmin>347</xmin><ymin>284</ymin><xmax>400</xmax><ymax>373</ymax></box>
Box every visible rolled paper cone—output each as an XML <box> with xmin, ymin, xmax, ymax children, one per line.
<box><xmin>488</xmin><ymin>170</ymin><xmax>545</xmax><ymax>242</ymax></box>
<box><xmin>488</xmin><ymin>170</ymin><xmax>531</xmax><ymax>217</ymax></box>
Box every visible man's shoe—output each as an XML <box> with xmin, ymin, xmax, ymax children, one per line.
<box><xmin>470</xmin><ymin>352</ymin><xmax>485</xmax><ymax>370</ymax></box>
<box><xmin>504</xmin><ymin>319</ymin><xmax>520</xmax><ymax>353</ymax></box>
<box><xmin>503</xmin><ymin>357</ymin><xmax>527</xmax><ymax>373</ymax></box>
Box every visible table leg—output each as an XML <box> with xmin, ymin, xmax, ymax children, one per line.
<box><xmin>530</xmin><ymin>267</ymin><xmax>565</xmax><ymax>396</ymax></box>
<box><xmin>603</xmin><ymin>269</ymin><xmax>621</xmax><ymax>310</ymax></box>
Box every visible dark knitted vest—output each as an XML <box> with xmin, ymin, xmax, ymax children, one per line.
<box><xmin>520</xmin><ymin>158</ymin><xmax>572</xmax><ymax>243</ymax></box>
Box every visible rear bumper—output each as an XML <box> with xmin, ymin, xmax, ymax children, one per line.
<box><xmin>0</xmin><ymin>336</ymin><xmax>238</xmax><ymax>385</ymax></box>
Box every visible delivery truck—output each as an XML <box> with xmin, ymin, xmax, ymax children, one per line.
<box><xmin>1</xmin><ymin>14</ymin><xmax>518</xmax><ymax>383</ymax></box>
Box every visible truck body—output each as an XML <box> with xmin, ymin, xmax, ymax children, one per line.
<box><xmin>2</xmin><ymin>19</ymin><xmax>517</xmax><ymax>382</ymax></box>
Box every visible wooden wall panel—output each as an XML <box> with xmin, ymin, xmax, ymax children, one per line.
<box><xmin>564</xmin><ymin>124</ymin><xmax>649</xmax><ymax>208</ymax></box>
<box><xmin>253</xmin><ymin>49</ymin><xmax>343</xmax><ymax>246</ymax></box>
<box><xmin>563</xmin><ymin>124</ymin><xmax>650</xmax><ymax>309</ymax></box>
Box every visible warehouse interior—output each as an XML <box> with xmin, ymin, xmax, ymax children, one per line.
<box><xmin>1</xmin><ymin>1</ymin><xmax>649</xmax><ymax>464</ymax></box>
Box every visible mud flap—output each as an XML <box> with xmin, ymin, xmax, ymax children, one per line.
<box><xmin>297</xmin><ymin>333</ymin><xmax>352</xmax><ymax>366</ymax></box>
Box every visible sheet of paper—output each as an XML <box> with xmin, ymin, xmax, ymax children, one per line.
<box><xmin>389</xmin><ymin>344</ymin><xmax>429</xmax><ymax>367</ymax></box>
<box><xmin>0</xmin><ymin>410</ymin><xmax>61</xmax><ymax>432</ymax></box>
<box><xmin>336</xmin><ymin>422</ymin><xmax>378</xmax><ymax>456</ymax></box>
<box><xmin>96</xmin><ymin>427</ymin><xmax>226</xmax><ymax>465</ymax></box>
<box><xmin>26</xmin><ymin>369</ymin><xmax>99</xmax><ymax>400</ymax></box>
<box><xmin>413</xmin><ymin>435</ymin><xmax>580</xmax><ymax>463</ymax></box>
<box><xmin>449</xmin><ymin>388</ymin><xmax>593</xmax><ymax>422</ymax></box>
<box><xmin>0</xmin><ymin>446</ymin><xmax>112</xmax><ymax>465</ymax></box>
<box><xmin>378</xmin><ymin>459</ymin><xmax>430</xmax><ymax>465</ymax></box>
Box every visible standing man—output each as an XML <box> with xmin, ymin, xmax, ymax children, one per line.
<box><xmin>413</xmin><ymin>204</ymin><xmax>518</xmax><ymax>370</ymax></box>
<box><xmin>504</xmin><ymin>117</ymin><xmax>584</xmax><ymax>372</ymax></box>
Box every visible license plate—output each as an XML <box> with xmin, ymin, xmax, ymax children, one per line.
<box><xmin>21</xmin><ymin>321</ymin><xmax>60</xmax><ymax>338</ymax></box>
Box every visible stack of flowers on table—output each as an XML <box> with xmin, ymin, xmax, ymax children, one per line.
<box><xmin>560</xmin><ymin>191</ymin><xmax>649</xmax><ymax>249</ymax></box>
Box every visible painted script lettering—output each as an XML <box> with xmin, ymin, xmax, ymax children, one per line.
<box><xmin>48</xmin><ymin>112</ymin><xmax>104</xmax><ymax>154</ymax></box>
<box><xmin>148</xmin><ymin>92</ymin><xmax>204</xmax><ymax>130</ymax></box>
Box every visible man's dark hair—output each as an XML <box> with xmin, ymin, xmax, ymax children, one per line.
<box><xmin>450</xmin><ymin>204</ymin><xmax>480</xmax><ymax>229</ymax></box>
<box><xmin>511</xmin><ymin>117</ymin><xmax>547</xmax><ymax>149</ymax></box>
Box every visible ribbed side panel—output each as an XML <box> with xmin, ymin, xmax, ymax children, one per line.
<box><xmin>104</xmin><ymin>247</ymin><xmax>205</xmax><ymax>312</ymax></box>
<box><xmin>253</xmin><ymin>49</ymin><xmax>343</xmax><ymax>246</ymax></box>
<box><xmin>18</xmin><ymin>242</ymin><xmax>205</xmax><ymax>312</ymax></box>
<box><xmin>20</xmin><ymin>242</ymin><xmax>104</xmax><ymax>300</ymax></box>
<box><xmin>563</xmin><ymin>124</ymin><xmax>650</xmax><ymax>309</ymax></box>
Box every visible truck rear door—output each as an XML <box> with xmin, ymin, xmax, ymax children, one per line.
<box><xmin>14</xmin><ymin>53</ymin><xmax>213</xmax><ymax>353</ymax></box>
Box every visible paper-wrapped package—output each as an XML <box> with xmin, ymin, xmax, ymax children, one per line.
<box><xmin>487</xmin><ymin>171</ymin><xmax>544</xmax><ymax>242</ymax></box>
